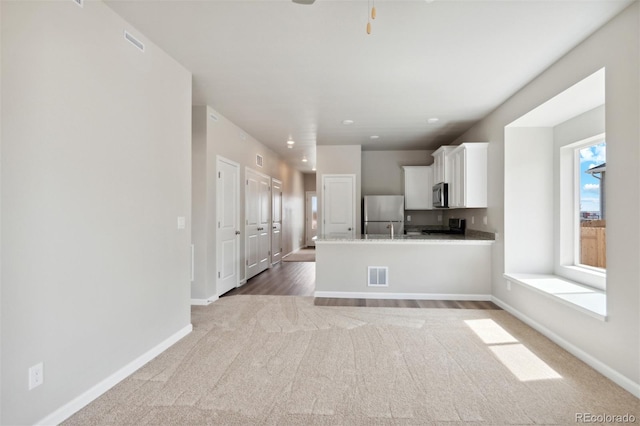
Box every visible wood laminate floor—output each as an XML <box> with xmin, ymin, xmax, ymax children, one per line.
<box><xmin>223</xmin><ymin>261</ymin><xmax>316</xmax><ymax>297</ymax></box>
<box><xmin>223</xmin><ymin>261</ymin><xmax>500</xmax><ymax>310</ymax></box>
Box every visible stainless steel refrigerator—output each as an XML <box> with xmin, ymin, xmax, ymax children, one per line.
<box><xmin>363</xmin><ymin>195</ymin><xmax>405</xmax><ymax>235</ymax></box>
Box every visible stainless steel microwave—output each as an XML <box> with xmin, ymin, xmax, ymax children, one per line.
<box><xmin>432</xmin><ymin>182</ymin><xmax>448</xmax><ymax>208</ymax></box>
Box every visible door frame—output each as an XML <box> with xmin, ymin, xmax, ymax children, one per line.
<box><xmin>216</xmin><ymin>155</ymin><xmax>240</xmax><ymax>296</ymax></box>
<box><xmin>321</xmin><ymin>174</ymin><xmax>356</xmax><ymax>239</ymax></box>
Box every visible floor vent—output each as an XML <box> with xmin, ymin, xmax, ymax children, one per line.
<box><xmin>368</xmin><ymin>266</ymin><xmax>389</xmax><ymax>287</ymax></box>
<box><xmin>124</xmin><ymin>31</ymin><xmax>145</xmax><ymax>52</ymax></box>
<box><xmin>256</xmin><ymin>154</ymin><xmax>264</xmax><ymax>168</ymax></box>
<box><xmin>73</xmin><ymin>0</ymin><xmax>83</xmax><ymax>8</ymax></box>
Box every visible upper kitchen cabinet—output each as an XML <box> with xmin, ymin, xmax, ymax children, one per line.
<box><xmin>403</xmin><ymin>166</ymin><xmax>432</xmax><ymax>210</ymax></box>
<box><xmin>447</xmin><ymin>143</ymin><xmax>489</xmax><ymax>208</ymax></box>
<box><xmin>431</xmin><ymin>146</ymin><xmax>457</xmax><ymax>184</ymax></box>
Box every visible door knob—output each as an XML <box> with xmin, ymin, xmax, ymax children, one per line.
<box><xmin>348</xmin><ymin>227</ymin><xmax>352</xmax><ymax>231</ymax></box>
<box><xmin>235</xmin><ymin>230</ymin><xmax>241</xmax><ymax>235</ymax></box>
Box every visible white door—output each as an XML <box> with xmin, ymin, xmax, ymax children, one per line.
<box><xmin>271</xmin><ymin>178</ymin><xmax>283</xmax><ymax>265</ymax></box>
<box><xmin>305</xmin><ymin>191</ymin><xmax>318</xmax><ymax>246</ymax></box>
<box><xmin>322</xmin><ymin>175</ymin><xmax>356</xmax><ymax>239</ymax></box>
<box><xmin>216</xmin><ymin>157</ymin><xmax>240</xmax><ymax>296</ymax></box>
<box><xmin>246</xmin><ymin>168</ymin><xmax>271</xmax><ymax>280</ymax></box>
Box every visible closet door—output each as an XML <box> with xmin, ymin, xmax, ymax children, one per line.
<box><xmin>246</xmin><ymin>168</ymin><xmax>271</xmax><ymax>280</ymax></box>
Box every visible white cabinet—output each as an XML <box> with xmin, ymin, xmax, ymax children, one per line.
<box><xmin>447</xmin><ymin>143</ymin><xmax>488</xmax><ymax>208</ymax></box>
<box><xmin>431</xmin><ymin>145</ymin><xmax>456</xmax><ymax>184</ymax></box>
<box><xmin>403</xmin><ymin>166</ymin><xmax>432</xmax><ymax>210</ymax></box>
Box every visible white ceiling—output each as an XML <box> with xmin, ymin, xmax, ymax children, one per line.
<box><xmin>105</xmin><ymin>0</ymin><xmax>632</xmax><ymax>172</ymax></box>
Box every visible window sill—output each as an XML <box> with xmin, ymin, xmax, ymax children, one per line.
<box><xmin>503</xmin><ymin>273</ymin><xmax>607</xmax><ymax>321</ymax></box>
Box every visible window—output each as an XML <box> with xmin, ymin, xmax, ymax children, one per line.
<box><xmin>577</xmin><ymin>141</ymin><xmax>606</xmax><ymax>270</ymax></box>
<box><xmin>559</xmin><ymin>133</ymin><xmax>606</xmax><ymax>290</ymax></box>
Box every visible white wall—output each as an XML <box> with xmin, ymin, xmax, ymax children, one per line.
<box><xmin>1</xmin><ymin>1</ymin><xmax>192</xmax><ymax>424</ymax></box>
<box><xmin>190</xmin><ymin>106</ymin><xmax>305</xmax><ymax>301</ymax></box>
<box><xmin>361</xmin><ymin>150</ymin><xmax>433</xmax><ymax>196</ymax></box>
<box><xmin>316</xmin><ymin>145</ymin><xmax>362</xmax><ymax>236</ymax></box>
<box><xmin>453</xmin><ymin>2</ymin><xmax>639</xmax><ymax>392</ymax></box>
<box><xmin>504</xmin><ymin>127</ymin><xmax>554</xmax><ymax>273</ymax></box>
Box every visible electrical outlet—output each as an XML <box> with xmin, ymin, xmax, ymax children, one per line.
<box><xmin>483</xmin><ymin>216</ymin><xmax>488</xmax><ymax>225</ymax></box>
<box><xmin>407</xmin><ymin>215</ymin><xmax>411</xmax><ymax>222</ymax></box>
<box><xmin>507</xmin><ymin>281</ymin><xmax>511</xmax><ymax>291</ymax></box>
<box><xmin>437</xmin><ymin>214</ymin><xmax>442</xmax><ymax>222</ymax></box>
<box><xmin>29</xmin><ymin>363</ymin><xmax>44</xmax><ymax>390</ymax></box>
<box><xmin>471</xmin><ymin>216</ymin><xmax>475</xmax><ymax>225</ymax></box>
<box><xmin>177</xmin><ymin>216</ymin><xmax>186</xmax><ymax>230</ymax></box>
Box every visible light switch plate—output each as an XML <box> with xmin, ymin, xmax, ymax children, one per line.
<box><xmin>177</xmin><ymin>216</ymin><xmax>186</xmax><ymax>230</ymax></box>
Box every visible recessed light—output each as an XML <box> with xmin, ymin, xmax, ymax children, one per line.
<box><xmin>312</xmin><ymin>167</ymin><xmax>316</xmax><ymax>171</ymax></box>
<box><xmin>427</xmin><ymin>117</ymin><xmax>440</xmax><ymax>124</ymax></box>
<box><xmin>287</xmin><ymin>139</ymin><xmax>295</xmax><ymax>145</ymax></box>
<box><xmin>302</xmin><ymin>156</ymin><xmax>308</xmax><ymax>162</ymax></box>
<box><xmin>342</xmin><ymin>119</ymin><xmax>354</xmax><ymax>125</ymax></box>
<box><xmin>370</xmin><ymin>135</ymin><xmax>379</xmax><ymax>140</ymax></box>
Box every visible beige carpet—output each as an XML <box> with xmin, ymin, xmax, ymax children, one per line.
<box><xmin>65</xmin><ymin>296</ymin><xmax>639</xmax><ymax>425</ymax></box>
<box><xmin>283</xmin><ymin>248</ymin><xmax>315</xmax><ymax>262</ymax></box>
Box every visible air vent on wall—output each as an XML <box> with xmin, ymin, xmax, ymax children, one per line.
<box><xmin>256</xmin><ymin>154</ymin><xmax>264</xmax><ymax>168</ymax></box>
<box><xmin>368</xmin><ymin>266</ymin><xmax>389</xmax><ymax>287</ymax></box>
<box><xmin>124</xmin><ymin>31</ymin><xmax>145</xmax><ymax>52</ymax></box>
<box><xmin>73</xmin><ymin>0</ymin><xmax>83</xmax><ymax>8</ymax></box>
<box><xmin>209</xmin><ymin>113</ymin><xmax>219</xmax><ymax>122</ymax></box>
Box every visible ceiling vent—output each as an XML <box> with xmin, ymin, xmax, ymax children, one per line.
<box><xmin>368</xmin><ymin>266</ymin><xmax>389</xmax><ymax>287</ymax></box>
<box><xmin>256</xmin><ymin>155</ymin><xmax>264</xmax><ymax>168</ymax></box>
<box><xmin>124</xmin><ymin>31</ymin><xmax>145</xmax><ymax>52</ymax></box>
<box><xmin>73</xmin><ymin>0</ymin><xmax>83</xmax><ymax>8</ymax></box>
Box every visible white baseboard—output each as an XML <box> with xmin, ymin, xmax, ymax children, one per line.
<box><xmin>314</xmin><ymin>291</ymin><xmax>491</xmax><ymax>301</ymax></box>
<box><xmin>492</xmin><ymin>296</ymin><xmax>640</xmax><ymax>399</ymax></box>
<box><xmin>190</xmin><ymin>295</ymin><xmax>218</xmax><ymax>306</ymax></box>
<box><xmin>36</xmin><ymin>324</ymin><xmax>193</xmax><ymax>426</ymax></box>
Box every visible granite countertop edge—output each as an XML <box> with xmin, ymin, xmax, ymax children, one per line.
<box><xmin>316</xmin><ymin>231</ymin><xmax>495</xmax><ymax>244</ymax></box>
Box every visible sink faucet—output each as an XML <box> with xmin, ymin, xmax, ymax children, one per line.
<box><xmin>386</xmin><ymin>221</ymin><xmax>394</xmax><ymax>238</ymax></box>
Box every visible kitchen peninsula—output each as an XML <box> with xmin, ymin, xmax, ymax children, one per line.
<box><xmin>315</xmin><ymin>232</ymin><xmax>495</xmax><ymax>300</ymax></box>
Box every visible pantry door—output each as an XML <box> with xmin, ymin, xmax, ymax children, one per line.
<box><xmin>322</xmin><ymin>174</ymin><xmax>356</xmax><ymax>239</ymax></box>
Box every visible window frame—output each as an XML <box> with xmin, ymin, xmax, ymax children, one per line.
<box><xmin>557</xmin><ymin>133</ymin><xmax>606</xmax><ymax>290</ymax></box>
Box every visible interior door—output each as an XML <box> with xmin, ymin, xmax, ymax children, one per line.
<box><xmin>306</xmin><ymin>191</ymin><xmax>318</xmax><ymax>247</ymax></box>
<box><xmin>271</xmin><ymin>178</ymin><xmax>283</xmax><ymax>265</ymax></box>
<box><xmin>322</xmin><ymin>175</ymin><xmax>356</xmax><ymax>239</ymax></box>
<box><xmin>246</xmin><ymin>168</ymin><xmax>271</xmax><ymax>280</ymax></box>
<box><xmin>216</xmin><ymin>157</ymin><xmax>240</xmax><ymax>296</ymax></box>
